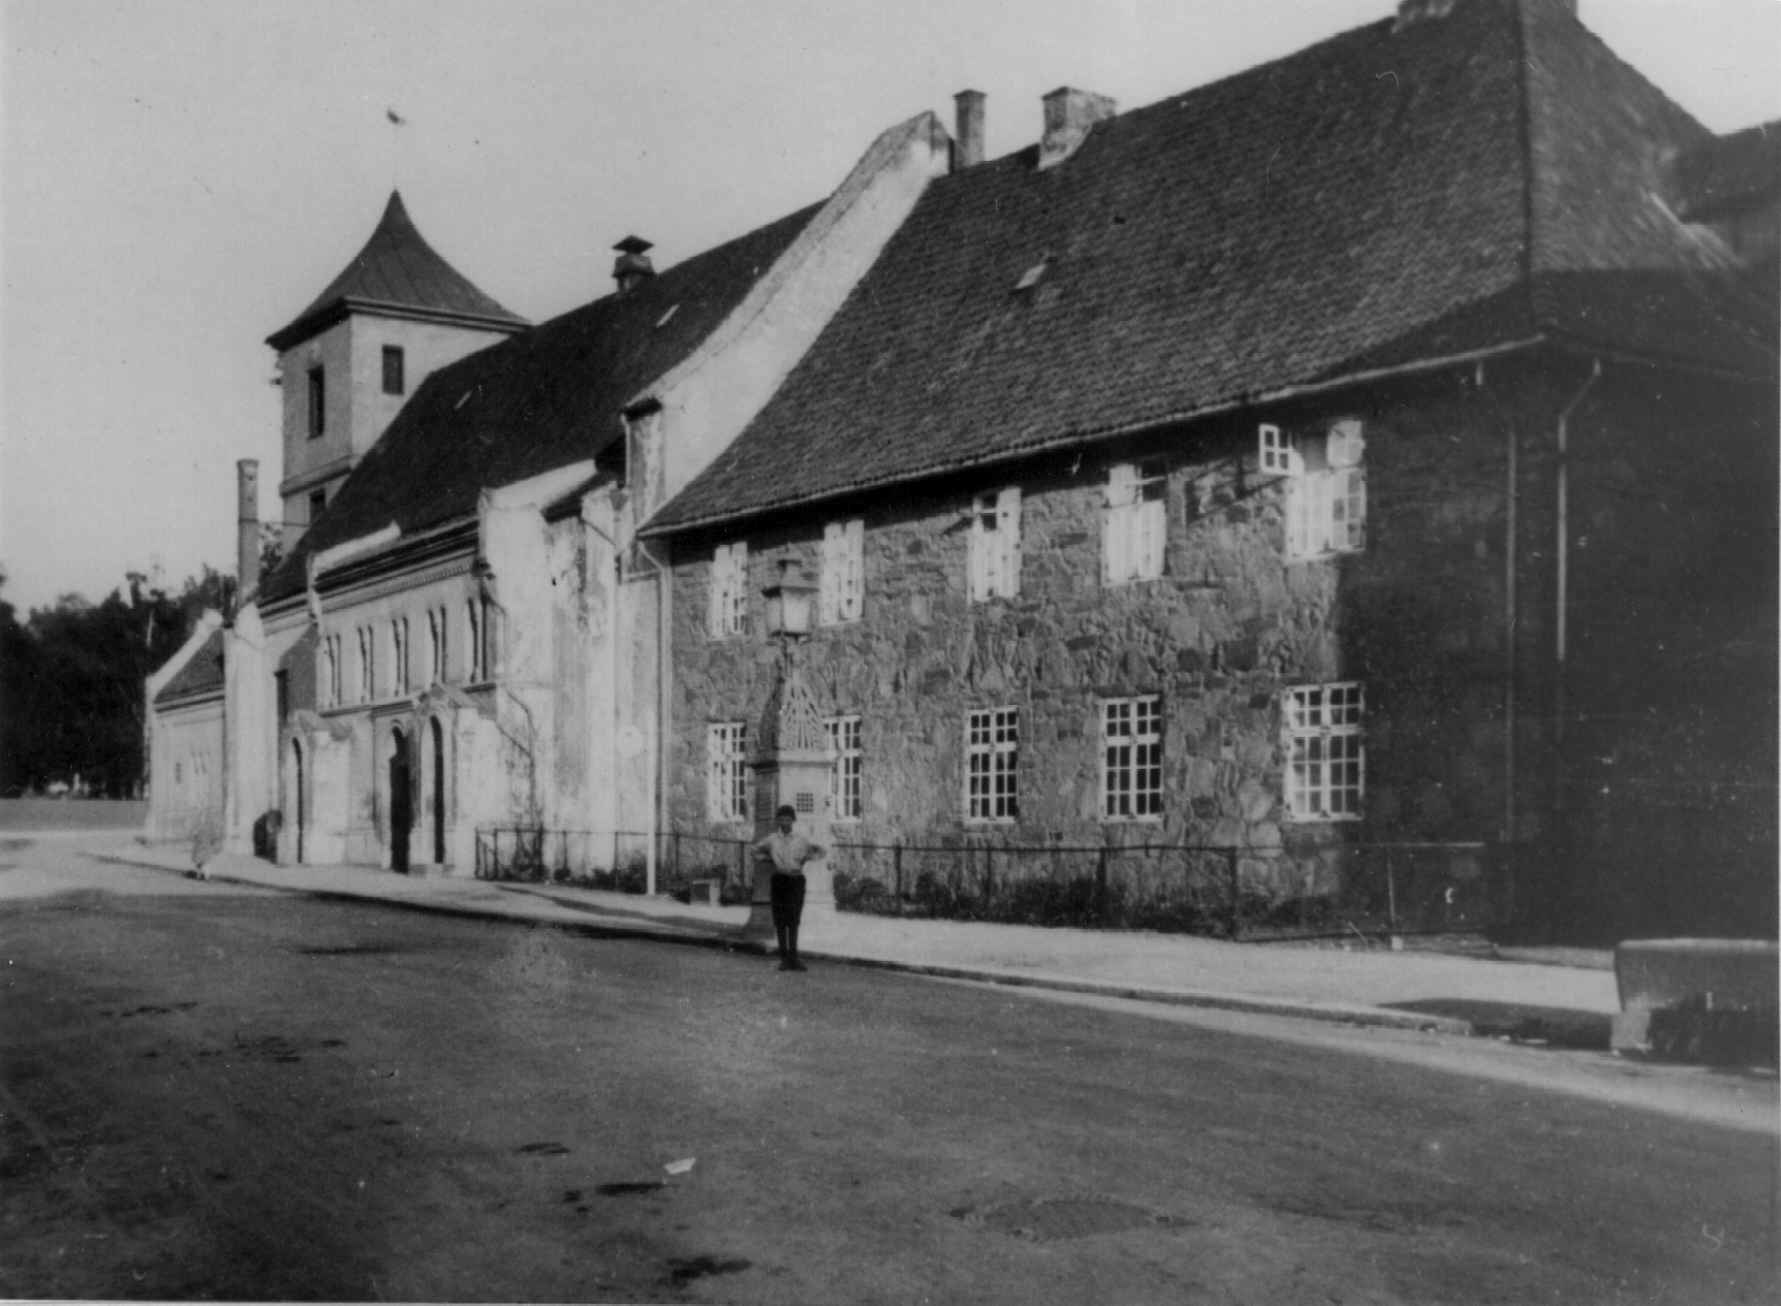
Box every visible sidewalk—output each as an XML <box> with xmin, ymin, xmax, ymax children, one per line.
<box><xmin>104</xmin><ymin>838</ymin><xmax>1622</xmax><ymax>1043</ymax></box>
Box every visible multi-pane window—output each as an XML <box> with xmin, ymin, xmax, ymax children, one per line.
<box><xmin>390</xmin><ymin>617</ymin><xmax>409</xmax><ymax>696</ymax></box>
<box><xmin>819</xmin><ymin>520</ymin><xmax>864</xmax><ymax>625</ymax></box>
<box><xmin>825</xmin><ymin>715</ymin><xmax>862</xmax><ymax>821</ymax></box>
<box><xmin>1102</xmin><ymin>696</ymin><xmax>1163</xmax><ymax>820</ymax></box>
<box><xmin>307</xmin><ymin>367</ymin><xmax>325</xmax><ymax>439</ymax></box>
<box><xmin>969</xmin><ymin>487</ymin><xmax>1021</xmax><ymax>601</ymax></box>
<box><xmin>1265</xmin><ymin>419</ymin><xmax>1367</xmax><ymax>559</ymax></box>
<box><xmin>965</xmin><ymin>707</ymin><xmax>1019</xmax><ymax>822</ymax></box>
<box><xmin>708</xmin><ymin>542</ymin><xmax>749</xmax><ymax>638</ymax></box>
<box><xmin>382</xmin><ymin>345</ymin><xmax>405</xmax><ymax>396</ymax></box>
<box><xmin>1284</xmin><ymin>682</ymin><xmax>1365</xmax><ymax>820</ymax></box>
<box><xmin>356</xmin><ymin>626</ymin><xmax>374</xmax><ymax>703</ymax></box>
<box><xmin>1104</xmin><ymin>459</ymin><xmax>1166</xmax><ymax>584</ymax></box>
<box><xmin>708</xmin><ymin>723</ymin><xmax>749</xmax><ymax>822</ymax></box>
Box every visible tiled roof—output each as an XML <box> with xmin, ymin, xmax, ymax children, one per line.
<box><xmin>260</xmin><ymin>201</ymin><xmax>822</xmax><ymax>603</ymax></box>
<box><xmin>154</xmin><ymin>628</ymin><xmax>225</xmax><ymax>706</ymax></box>
<box><xmin>1671</xmin><ymin>120</ymin><xmax>1781</xmax><ymax>221</ymax></box>
<box><xmin>266</xmin><ymin>191</ymin><xmax>528</xmax><ymax>350</ymax></box>
<box><xmin>648</xmin><ymin>0</ymin><xmax>1777</xmax><ymax>536</ymax></box>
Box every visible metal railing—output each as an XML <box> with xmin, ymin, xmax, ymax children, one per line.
<box><xmin>474</xmin><ymin>825</ymin><xmax>1501</xmax><ymax>940</ymax></box>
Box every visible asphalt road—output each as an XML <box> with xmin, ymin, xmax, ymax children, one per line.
<box><xmin>2</xmin><ymin>850</ymin><xmax>1776</xmax><ymax>1303</ymax></box>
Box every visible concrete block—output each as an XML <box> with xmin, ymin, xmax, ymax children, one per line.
<box><xmin>1611</xmin><ymin>938</ymin><xmax>1779</xmax><ymax>1064</ymax></box>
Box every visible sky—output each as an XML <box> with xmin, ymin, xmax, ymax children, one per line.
<box><xmin>2</xmin><ymin>0</ymin><xmax>1777</xmax><ymax>615</ymax></box>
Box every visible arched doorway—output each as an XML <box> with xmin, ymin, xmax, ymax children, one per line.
<box><xmin>389</xmin><ymin>727</ymin><xmax>412</xmax><ymax>873</ymax></box>
<box><xmin>290</xmin><ymin>739</ymin><xmax>306</xmax><ymax>864</ymax></box>
<box><xmin>430</xmin><ymin>718</ymin><xmax>447</xmax><ymax>865</ymax></box>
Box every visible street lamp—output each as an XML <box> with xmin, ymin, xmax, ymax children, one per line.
<box><xmin>761</xmin><ymin>558</ymin><xmax>817</xmax><ymax>644</ymax></box>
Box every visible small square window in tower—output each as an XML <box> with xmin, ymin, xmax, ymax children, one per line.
<box><xmin>308</xmin><ymin>488</ymin><xmax>327</xmax><ymax>524</ymax></box>
<box><xmin>382</xmin><ymin>346</ymin><xmax>405</xmax><ymax>396</ymax></box>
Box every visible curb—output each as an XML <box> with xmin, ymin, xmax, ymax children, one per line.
<box><xmin>190</xmin><ymin>862</ymin><xmax>1474</xmax><ymax>1038</ymax></box>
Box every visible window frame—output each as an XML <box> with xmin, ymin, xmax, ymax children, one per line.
<box><xmin>1103</xmin><ymin>458</ymin><xmax>1167</xmax><ymax>584</ymax></box>
<box><xmin>825</xmin><ymin>715</ymin><xmax>863</xmax><ymax>822</ymax></box>
<box><xmin>707</xmin><ymin>722</ymin><xmax>749</xmax><ymax>823</ymax></box>
<box><xmin>819</xmin><ymin>519</ymin><xmax>865</xmax><ymax>625</ymax></box>
<box><xmin>1283</xmin><ymin>681</ymin><xmax>1365</xmax><ymax>822</ymax></box>
<box><xmin>965</xmin><ymin>706</ymin><xmax>1020</xmax><ymax>824</ymax></box>
<box><xmin>709</xmin><ymin>541</ymin><xmax>749</xmax><ymax>639</ymax></box>
<box><xmin>969</xmin><ymin>486</ymin><xmax>1021</xmax><ymax>602</ymax></box>
<box><xmin>1101</xmin><ymin>695</ymin><xmax>1164</xmax><ymax>822</ymax></box>
<box><xmin>307</xmin><ymin>366</ymin><xmax>325</xmax><ymax>439</ymax></box>
<box><xmin>381</xmin><ymin>345</ymin><xmax>406</xmax><ymax>396</ymax></box>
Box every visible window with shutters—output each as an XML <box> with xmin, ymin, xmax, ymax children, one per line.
<box><xmin>966</xmin><ymin>707</ymin><xmax>1019</xmax><ymax>822</ymax></box>
<box><xmin>708</xmin><ymin>723</ymin><xmax>749</xmax><ymax>821</ymax></box>
<box><xmin>1262</xmin><ymin>419</ymin><xmax>1367</xmax><ymax>559</ymax></box>
<box><xmin>1283</xmin><ymin>682</ymin><xmax>1365</xmax><ymax>821</ymax></box>
<box><xmin>1102</xmin><ymin>696</ymin><xmax>1163</xmax><ymax>820</ymax></box>
<box><xmin>709</xmin><ymin>542</ymin><xmax>749</xmax><ymax>638</ymax></box>
<box><xmin>819</xmin><ymin>520</ymin><xmax>864</xmax><ymax>625</ymax></box>
<box><xmin>969</xmin><ymin>487</ymin><xmax>1021</xmax><ymax>601</ymax></box>
<box><xmin>1104</xmin><ymin>459</ymin><xmax>1166</xmax><ymax>584</ymax></box>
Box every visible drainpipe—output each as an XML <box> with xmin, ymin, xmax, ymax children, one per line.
<box><xmin>1500</xmin><ymin>369</ymin><xmax>1518</xmax><ymax>851</ymax></box>
<box><xmin>631</xmin><ymin>535</ymin><xmax>673</xmax><ymax>900</ymax></box>
<box><xmin>1552</xmin><ymin>358</ymin><xmax>1602</xmax><ymax>900</ymax></box>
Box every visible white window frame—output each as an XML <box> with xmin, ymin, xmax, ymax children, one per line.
<box><xmin>819</xmin><ymin>520</ymin><xmax>865</xmax><ymax>625</ymax></box>
<box><xmin>709</xmin><ymin>541</ymin><xmax>749</xmax><ymax>639</ymax></box>
<box><xmin>1104</xmin><ymin>459</ymin><xmax>1166</xmax><ymax>584</ymax></box>
<box><xmin>825</xmin><ymin>715</ymin><xmax>862</xmax><ymax>822</ymax></box>
<box><xmin>1283</xmin><ymin>682</ymin><xmax>1365</xmax><ymax>821</ymax></box>
<box><xmin>969</xmin><ymin>487</ymin><xmax>1021</xmax><ymax>601</ymax></box>
<box><xmin>707</xmin><ymin>722</ymin><xmax>749</xmax><ymax>822</ymax></box>
<box><xmin>1264</xmin><ymin>419</ymin><xmax>1368</xmax><ymax>560</ymax></box>
<box><xmin>965</xmin><ymin>706</ymin><xmax>1019</xmax><ymax>823</ymax></box>
<box><xmin>1102</xmin><ymin>696</ymin><xmax>1164</xmax><ymax>821</ymax></box>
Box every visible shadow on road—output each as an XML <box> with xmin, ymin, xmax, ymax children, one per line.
<box><xmin>1384</xmin><ymin>999</ymin><xmax>1612</xmax><ymax>1050</ymax></box>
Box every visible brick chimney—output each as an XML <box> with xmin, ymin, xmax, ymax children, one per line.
<box><xmin>236</xmin><ymin>459</ymin><xmax>259</xmax><ymax>612</ymax></box>
<box><xmin>1039</xmin><ymin>87</ymin><xmax>1116</xmax><ymax>171</ymax></box>
<box><xmin>954</xmin><ymin>90</ymin><xmax>986</xmax><ymax>170</ymax></box>
<box><xmin>613</xmin><ymin>235</ymin><xmax>655</xmax><ymax>294</ymax></box>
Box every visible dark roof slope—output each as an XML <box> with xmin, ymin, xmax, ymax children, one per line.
<box><xmin>261</xmin><ymin>200</ymin><xmax>821</xmax><ymax>603</ymax></box>
<box><xmin>154</xmin><ymin>628</ymin><xmax>225</xmax><ymax>706</ymax></box>
<box><xmin>267</xmin><ymin>192</ymin><xmax>527</xmax><ymax>349</ymax></box>
<box><xmin>650</xmin><ymin>0</ymin><xmax>1777</xmax><ymax>536</ymax></box>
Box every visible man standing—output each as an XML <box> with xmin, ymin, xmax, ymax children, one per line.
<box><xmin>752</xmin><ymin>805</ymin><xmax>824</xmax><ymax>971</ymax></box>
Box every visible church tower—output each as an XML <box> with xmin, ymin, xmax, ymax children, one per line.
<box><xmin>265</xmin><ymin>191</ymin><xmax>526</xmax><ymax>543</ymax></box>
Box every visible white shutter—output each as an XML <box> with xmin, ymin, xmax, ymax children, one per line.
<box><xmin>1104</xmin><ymin>464</ymin><xmax>1134</xmax><ymax>582</ymax></box>
<box><xmin>708</xmin><ymin>546</ymin><xmax>725</xmax><ymax>636</ymax></box>
<box><xmin>1327</xmin><ymin>419</ymin><xmax>1365</xmax><ymax>469</ymax></box>
<box><xmin>996</xmin><ymin>487</ymin><xmax>1021</xmax><ymax>598</ymax></box>
<box><xmin>1259</xmin><ymin>423</ymin><xmax>1300</xmax><ymax>477</ymax></box>
<box><xmin>843</xmin><ymin>518</ymin><xmax>864</xmax><ymax>619</ymax></box>
<box><xmin>819</xmin><ymin>523</ymin><xmax>841</xmax><ymax>625</ymax></box>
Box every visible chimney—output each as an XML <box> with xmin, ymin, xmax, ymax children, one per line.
<box><xmin>612</xmin><ymin>235</ymin><xmax>655</xmax><ymax>294</ymax></box>
<box><xmin>236</xmin><ymin>459</ymin><xmax>259</xmax><ymax>611</ymax></box>
<box><xmin>1393</xmin><ymin>0</ymin><xmax>1458</xmax><ymax>30</ymax></box>
<box><xmin>1039</xmin><ymin>87</ymin><xmax>1116</xmax><ymax>171</ymax></box>
<box><xmin>954</xmin><ymin>90</ymin><xmax>986</xmax><ymax>170</ymax></box>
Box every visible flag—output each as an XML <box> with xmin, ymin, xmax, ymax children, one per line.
<box><xmin>387</xmin><ymin>108</ymin><xmax>406</xmax><ymax>126</ymax></box>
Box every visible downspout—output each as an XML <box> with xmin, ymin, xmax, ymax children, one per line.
<box><xmin>1501</xmin><ymin>368</ymin><xmax>1518</xmax><ymax>852</ymax></box>
<box><xmin>1552</xmin><ymin>358</ymin><xmax>1602</xmax><ymax>876</ymax></box>
<box><xmin>580</xmin><ymin>511</ymin><xmax>624</xmax><ymax>878</ymax></box>
<box><xmin>633</xmin><ymin>535</ymin><xmax>674</xmax><ymax>900</ymax></box>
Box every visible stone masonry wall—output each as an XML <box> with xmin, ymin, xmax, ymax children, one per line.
<box><xmin>666</xmin><ymin>369</ymin><xmax>1524</xmax><ymax>905</ymax></box>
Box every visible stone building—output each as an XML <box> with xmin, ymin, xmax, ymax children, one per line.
<box><xmin>642</xmin><ymin>0</ymin><xmax>1779</xmax><ymax>940</ymax></box>
<box><xmin>148</xmin><ymin>0</ymin><xmax>1776</xmax><ymax>940</ymax></box>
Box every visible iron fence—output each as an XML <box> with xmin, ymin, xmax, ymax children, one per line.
<box><xmin>474</xmin><ymin>825</ymin><xmax>1503</xmax><ymax>940</ymax></box>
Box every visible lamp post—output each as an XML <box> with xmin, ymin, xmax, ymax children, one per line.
<box><xmin>744</xmin><ymin>560</ymin><xmax>835</xmax><ymax>939</ymax></box>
